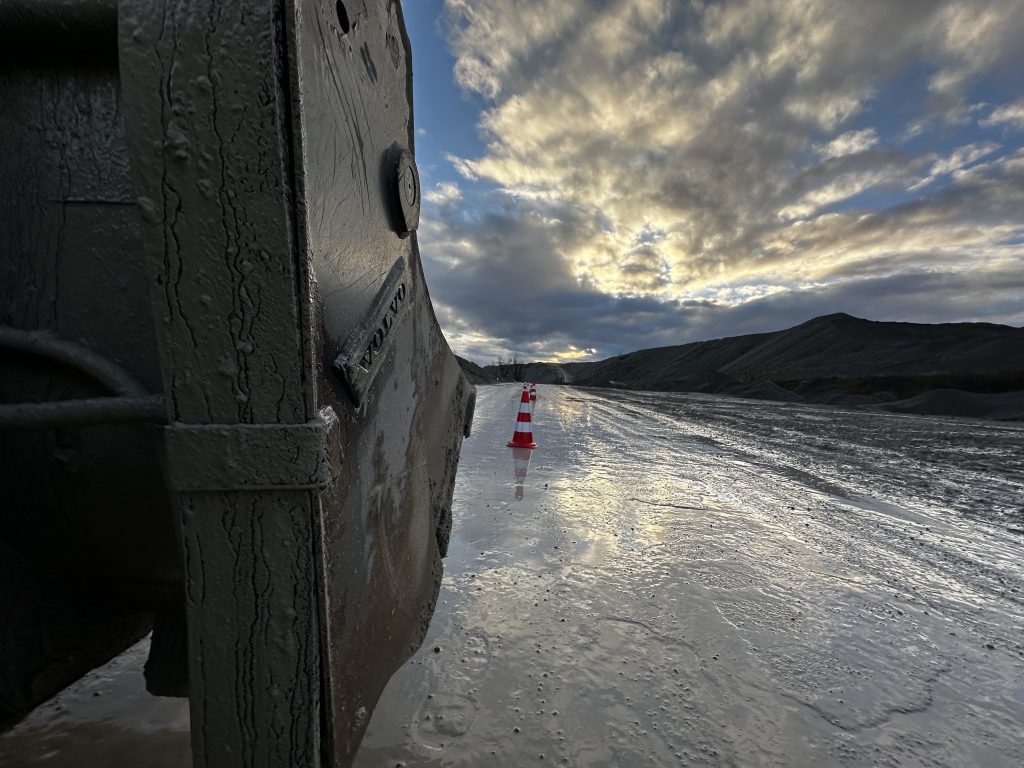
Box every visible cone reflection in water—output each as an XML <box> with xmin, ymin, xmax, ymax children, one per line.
<box><xmin>511</xmin><ymin>446</ymin><xmax>532</xmax><ymax>500</ymax></box>
<box><xmin>507</xmin><ymin>383</ymin><xmax>538</xmax><ymax>448</ymax></box>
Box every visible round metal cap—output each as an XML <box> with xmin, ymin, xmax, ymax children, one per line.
<box><xmin>393</xmin><ymin>147</ymin><xmax>420</xmax><ymax>237</ymax></box>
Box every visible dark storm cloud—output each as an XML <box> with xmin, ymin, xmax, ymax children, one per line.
<box><xmin>419</xmin><ymin>181</ymin><xmax>1024</xmax><ymax>363</ymax></box>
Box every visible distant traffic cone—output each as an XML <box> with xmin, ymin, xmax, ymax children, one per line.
<box><xmin>507</xmin><ymin>384</ymin><xmax>538</xmax><ymax>448</ymax></box>
<box><xmin>529</xmin><ymin>381</ymin><xmax>537</xmax><ymax>405</ymax></box>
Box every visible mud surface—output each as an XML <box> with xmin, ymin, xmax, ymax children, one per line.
<box><xmin>4</xmin><ymin>385</ymin><xmax>1023</xmax><ymax>766</ymax></box>
<box><xmin>0</xmin><ymin>639</ymin><xmax>189</xmax><ymax>767</ymax></box>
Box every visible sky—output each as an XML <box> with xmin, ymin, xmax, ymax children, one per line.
<box><xmin>403</xmin><ymin>0</ymin><xmax>1024</xmax><ymax>365</ymax></box>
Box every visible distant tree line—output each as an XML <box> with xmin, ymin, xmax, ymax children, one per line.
<box><xmin>494</xmin><ymin>354</ymin><xmax>526</xmax><ymax>382</ymax></box>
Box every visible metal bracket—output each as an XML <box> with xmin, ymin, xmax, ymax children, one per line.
<box><xmin>331</xmin><ymin>256</ymin><xmax>412</xmax><ymax>407</ymax></box>
<box><xmin>164</xmin><ymin>407</ymin><xmax>341</xmax><ymax>492</ymax></box>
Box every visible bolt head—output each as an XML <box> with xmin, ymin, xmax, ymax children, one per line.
<box><xmin>393</xmin><ymin>147</ymin><xmax>420</xmax><ymax>236</ymax></box>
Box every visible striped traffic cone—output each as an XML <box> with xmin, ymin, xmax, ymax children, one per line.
<box><xmin>507</xmin><ymin>384</ymin><xmax>538</xmax><ymax>449</ymax></box>
<box><xmin>529</xmin><ymin>381</ymin><xmax>537</xmax><ymax>406</ymax></box>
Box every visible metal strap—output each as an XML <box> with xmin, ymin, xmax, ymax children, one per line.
<box><xmin>164</xmin><ymin>406</ymin><xmax>341</xmax><ymax>491</ymax></box>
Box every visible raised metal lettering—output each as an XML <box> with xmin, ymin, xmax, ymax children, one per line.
<box><xmin>331</xmin><ymin>258</ymin><xmax>412</xmax><ymax>405</ymax></box>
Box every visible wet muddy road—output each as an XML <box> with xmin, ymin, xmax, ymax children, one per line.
<box><xmin>355</xmin><ymin>385</ymin><xmax>1024</xmax><ymax>768</ymax></box>
<box><xmin>3</xmin><ymin>385</ymin><xmax>1023</xmax><ymax>767</ymax></box>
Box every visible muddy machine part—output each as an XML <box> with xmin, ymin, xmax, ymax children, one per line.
<box><xmin>0</xmin><ymin>1</ymin><xmax>475</xmax><ymax>765</ymax></box>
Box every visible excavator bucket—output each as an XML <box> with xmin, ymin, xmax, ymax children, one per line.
<box><xmin>0</xmin><ymin>1</ymin><xmax>474</xmax><ymax>765</ymax></box>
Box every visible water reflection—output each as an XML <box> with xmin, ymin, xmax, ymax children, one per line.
<box><xmin>511</xmin><ymin>446</ymin><xmax>532</xmax><ymax>500</ymax></box>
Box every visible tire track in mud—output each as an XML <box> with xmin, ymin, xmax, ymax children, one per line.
<box><xmin>585</xmin><ymin>388</ymin><xmax>1024</xmax><ymax>616</ymax></box>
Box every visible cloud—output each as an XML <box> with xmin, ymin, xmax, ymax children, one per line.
<box><xmin>445</xmin><ymin>152</ymin><xmax>478</xmax><ymax>180</ymax></box>
<box><xmin>422</xmin><ymin>0</ymin><xmax>1024</xmax><ymax>361</ymax></box>
<box><xmin>420</xmin><ymin>151</ymin><xmax>1024</xmax><ymax>362</ymax></box>
<box><xmin>981</xmin><ymin>101</ymin><xmax>1024</xmax><ymax>129</ymax></box>
<box><xmin>779</xmin><ymin>148</ymin><xmax>918</xmax><ymax>220</ymax></box>
<box><xmin>816</xmin><ymin>129</ymin><xmax>880</xmax><ymax>159</ymax></box>
<box><xmin>908</xmin><ymin>141</ymin><xmax>1001</xmax><ymax>190</ymax></box>
<box><xmin>930</xmin><ymin>142</ymin><xmax>1001</xmax><ymax>176</ymax></box>
<box><xmin>424</xmin><ymin>181</ymin><xmax>463</xmax><ymax>204</ymax></box>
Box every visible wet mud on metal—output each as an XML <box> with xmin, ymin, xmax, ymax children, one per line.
<box><xmin>3</xmin><ymin>385</ymin><xmax>1023</xmax><ymax>767</ymax></box>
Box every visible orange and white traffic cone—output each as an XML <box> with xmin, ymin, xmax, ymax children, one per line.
<box><xmin>507</xmin><ymin>383</ymin><xmax>538</xmax><ymax>449</ymax></box>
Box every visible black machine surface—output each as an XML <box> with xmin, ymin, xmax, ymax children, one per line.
<box><xmin>0</xmin><ymin>1</ymin><xmax>474</xmax><ymax>765</ymax></box>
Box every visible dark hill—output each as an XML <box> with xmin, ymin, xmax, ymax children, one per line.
<box><xmin>455</xmin><ymin>356</ymin><xmax>502</xmax><ymax>385</ymax></box>
<box><xmin>566</xmin><ymin>314</ymin><xmax>1023</xmax><ymax>391</ymax></box>
<box><xmin>719</xmin><ymin>313</ymin><xmax>1022</xmax><ymax>378</ymax></box>
<box><xmin>461</xmin><ymin>314</ymin><xmax>1024</xmax><ymax>420</ymax></box>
